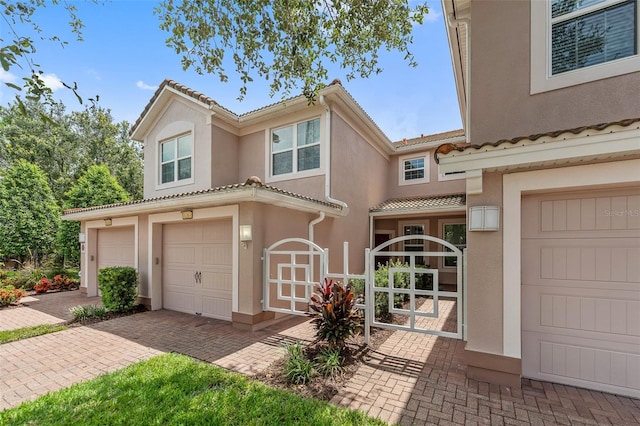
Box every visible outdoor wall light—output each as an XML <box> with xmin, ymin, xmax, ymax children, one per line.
<box><xmin>240</xmin><ymin>225</ymin><xmax>252</xmax><ymax>249</ymax></box>
<box><xmin>181</xmin><ymin>210</ymin><xmax>193</xmax><ymax>220</ymax></box>
<box><xmin>104</xmin><ymin>218</ymin><xmax>112</xmax><ymax>227</ymax></box>
<box><xmin>468</xmin><ymin>206</ymin><xmax>500</xmax><ymax>231</ymax></box>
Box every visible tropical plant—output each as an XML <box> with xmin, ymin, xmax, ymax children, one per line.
<box><xmin>34</xmin><ymin>277</ymin><xmax>52</xmax><ymax>294</ymax></box>
<box><xmin>282</xmin><ymin>343</ymin><xmax>315</xmax><ymax>385</ymax></box>
<box><xmin>0</xmin><ymin>285</ymin><xmax>26</xmax><ymax>307</ymax></box>
<box><xmin>308</xmin><ymin>278</ymin><xmax>363</xmax><ymax>350</ymax></box>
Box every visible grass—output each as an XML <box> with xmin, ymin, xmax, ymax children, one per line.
<box><xmin>0</xmin><ymin>324</ymin><xmax>68</xmax><ymax>344</ymax></box>
<box><xmin>0</xmin><ymin>353</ymin><xmax>387</xmax><ymax>426</ymax></box>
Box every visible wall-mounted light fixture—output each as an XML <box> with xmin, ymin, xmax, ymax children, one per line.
<box><xmin>181</xmin><ymin>210</ymin><xmax>193</xmax><ymax>220</ymax></box>
<box><xmin>78</xmin><ymin>233</ymin><xmax>86</xmax><ymax>243</ymax></box>
<box><xmin>239</xmin><ymin>225</ymin><xmax>252</xmax><ymax>249</ymax></box>
<box><xmin>104</xmin><ymin>218</ymin><xmax>112</xmax><ymax>227</ymax></box>
<box><xmin>469</xmin><ymin>206</ymin><xmax>500</xmax><ymax>231</ymax></box>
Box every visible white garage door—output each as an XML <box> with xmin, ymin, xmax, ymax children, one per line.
<box><xmin>97</xmin><ymin>226</ymin><xmax>136</xmax><ymax>270</ymax></box>
<box><xmin>522</xmin><ymin>188</ymin><xmax>640</xmax><ymax>398</ymax></box>
<box><xmin>162</xmin><ymin>219</ymin><xmax>232</xmax><ymax>321</ymax></box>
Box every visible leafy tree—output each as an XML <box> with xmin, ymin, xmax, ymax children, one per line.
<box><xmin>58</xmin><ymin>164</ymin><xmax>130</xmax><ymax>266</ymax></box>
<box><xmin>0</xmin><ymin>100</ymin><xmax>143</xmax><ymax>202</ymax></box>
<box><xmin>0</xmin><ymin>0</ymin><xmax>98</xmax><ymax>107</ymax></box>
<box><xmin>0</xmin><ymin>159</ymin><xmax>59</xmax><ymax>264</ymax></box>
<box><xmin>155</xmin><ymin>0</ymin><xmax>429</xmax><ymax>99</ymax></box>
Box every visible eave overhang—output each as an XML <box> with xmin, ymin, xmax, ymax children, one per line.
<box><xmin>62</xmin><ymin>185</ymin><xmax>344</xmax><ymax>222</ymax></box>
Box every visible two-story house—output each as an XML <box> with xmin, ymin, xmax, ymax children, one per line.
<box><xmin>63</xmin><ymin>79</ymin><xmax>467</xmax><ymax>331</ymax></box>
<box><xmin>436</xmin><ymin>0</ymin><xmax>640</xmax><ymax>398</ymax></box>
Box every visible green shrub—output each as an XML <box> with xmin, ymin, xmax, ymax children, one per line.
<box><xmin>97</xmin><ymin>266</ymin><xmax>138</xmax><ymax>312</ymax></box>
<box><xmin>308</xmin><ymin>278</ymin><xmax>362</xmax><ymax>349</ymax></box>
<box><xmin>0</xmin><ymin>270</ymin><xmax>7</xmax><ymax>280</ymax></box>
<box><xmin>314</xmin><ymin>346</ymin><xmax>344</xmax><ymax>377</ymax></box>
<box><xmin>351</xmin><ymin>260</ymin><xmax>412</xmax><ymax>320</ymax></box>
<box><xmin>283</xmin><ymin>343</ymin><xmax>315</xmax><ymax>385</ymax></box>
<box><xmin>69</xmin><ymin>304</ymin><xmax>108</xmax><ymax>321</ymax></box>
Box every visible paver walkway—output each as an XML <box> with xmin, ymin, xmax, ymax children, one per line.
<box><xmin>0</xmin><ymin>291</ymin><xmax>100</xmax><ymax>331</ymax></box>
<box><xmin>1</xmin><ymin>291</ymin><xmax>639</xmax><ymax>425</ymax></box>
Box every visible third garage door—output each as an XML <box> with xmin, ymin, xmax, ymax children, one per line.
<box><xmin>521</xmin><ymin>188</ymin><xmax>640</xmax><ymax>398</ymax></box>
<box><xmin>162</xmin><ymin>219</ymin><xmax>232</xmax><ymax>320</ymax></box>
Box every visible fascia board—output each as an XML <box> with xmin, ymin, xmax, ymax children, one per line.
<box><xmin>394</xmin><ymin>136</ymin><xmax>467</xmax><ymax>154</ymax></box>
<box><xmin>442</xmin><ymin>0</ymin><xmax>467</xmax><ymax>127</ymax></box>
<box><xmin>438</xmin><ymin>127</ymin><xmax>640</xmax><ymax>173</ymax></box>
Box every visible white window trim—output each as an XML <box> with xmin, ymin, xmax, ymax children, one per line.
<box><xmin>399</xmin><ymin>152</ymin><xmax>430</xmax><ymax>186</ymax></box>
<box><xmin>266</xmin><ymin>116</ymin><xmax>325</xmax><ymax>183</ymax></box>
<box><xmin>531</xmin><ymin>0</ymin><xmax>640</xmax><ymax>94</ymax></box>
<box><xmin>154</xmin><ymin>121</ymin><xmax>195</xmax><ymax>190</ymax></box>
<box><xmin>398</xmin><ymin>220</ymin><xmax>430</xmax><ymax>266</ymax></box>
<box><xmin>437</xmin><ymin>218</ymin><xmax>466</xmax><ymax>270</ymax></box>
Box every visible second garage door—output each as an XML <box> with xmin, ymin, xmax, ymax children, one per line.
<box><xmin>97</xmin><ymin>226</ymin><xmax>135</xmax><ymax>270</ymax></box>
<box><xmin>162</xmin><ymin>219</ymin><xmax>233</xmax><ymax>321</ymax></box>
<box><xmin>521</xmin><ymin>188</ymin><xmax>640</xmax><ymax>398</ymax></box>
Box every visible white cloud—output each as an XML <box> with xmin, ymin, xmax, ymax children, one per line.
<box><xmin>423</xmin><ymin>9</ymin><xmax>442</xmax><ymax>23</ymax></box>
<box><xmin>0</xmin><ymin>69</ymin><xmax>18</xmax><ymax>84</ymax></box>
<box><xmin>136</xmin><ymin>80</ymin><xmax>158</xmax><ymax>91</ymax></box>
<box><xmin>40</xmin><ymin>73</ymin><xmax>64</xmax><ymax>92</ymax></box>
<box><xmin>87</xmin><ymin>69</ymin><xmax>102</xmax><ymax>80</ymax></box>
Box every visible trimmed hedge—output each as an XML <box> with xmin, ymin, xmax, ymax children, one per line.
<box><xmin>97</xmin><ymin>266</ymin><xmax>138</xmax><ymax>312</ymax></box>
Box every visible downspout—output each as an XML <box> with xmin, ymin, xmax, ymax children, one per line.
<box><xmin>447</xmin><ymin>14</ymin><xmax>471</xmax><ymax>144</ymax></box>
<box><xmin>309</xmin><ymin>212</ymin><xmax>325</xmax><ymax>242</ymax></box>
<box><xmin>319</xmin><ymin>94</ymin><xmax>349</xmax><ymax>215</ymax></box>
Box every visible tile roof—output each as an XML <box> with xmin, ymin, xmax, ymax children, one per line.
<box><xmin>435</xmin><ymin>118</ymin><xmax>640</xmax><ymax>160</ymax></box>
<box><xmin>393</xmin><ymin>129</ymin><xmax>465</xmax><ymax>149</ymax></box>
<box><xmin>63</xmin><ymin>181</ymin><xmax>342</xmax><ymax>215</ymax></box>
<box><xmin>370</xmin><ymin>194</ymin><xmax>466</xmax><ymax>213</ymax></box>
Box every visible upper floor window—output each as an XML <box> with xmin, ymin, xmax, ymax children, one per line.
<box><xmin>531</xmin><ymin>0</ymin><xmax>639</xmax><ymax>93</ymax></box>
<box><xmin>160</xmin><ymin>134</ymin><xmax>192</xmax><ymax>185</ymax></box>
<box><xmin>399</xmin><ymin>153</ymin><xmax>430</xmax><ymax>185</ymax></box>
<box><xmin>271</xmin><ymin>118</ymin><xmax>321</xmax><ymax>176</ymax></box>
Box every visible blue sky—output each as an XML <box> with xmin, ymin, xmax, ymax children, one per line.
<box><xmin>0</xmin><ymin>0</ymin><xmax>462</xmax><ymax>141</ymax></box>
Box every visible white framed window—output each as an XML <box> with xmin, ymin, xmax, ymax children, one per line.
<box><xmin>270</xmin><ymin>118</ymin><xmax>321</xmax><ymax>177</ymax></box>
<box><xmin>399</xmin><ymin>221</ymin><xmax>429</xmax><ymax>266</ymax></box>
<box><xmin>531</xmin><ymin>0</ymin><xmax>639</xmax><ymax>93</ymax></box>
<box><xmin>438</xmin><ymin>219</ymin><xmax>466</xmax><ymax>269</ymax></box>
<box><xmin>438</xmin><ymin>170</ymin><xmax>466</xmax><ymax>182</ymax></box>
<box><xmin>159</xmin><ymin>134</ymin><xmax>193</xmax><ymax>186</ymax></box>
<box><xmin>399</xmin><ymin>153</ymin><xmax>430</xmax><ymax>185</ymax></box>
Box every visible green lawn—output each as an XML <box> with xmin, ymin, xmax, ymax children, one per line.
<box><xmin>0</xmin><ymin>353</ymin><xmax>387</xmax><ymax>426</ymax></box>
<box><xmin>0</xmin><ymin>324</ymin><xmax>68</xmax><ymax>344</ymax></box>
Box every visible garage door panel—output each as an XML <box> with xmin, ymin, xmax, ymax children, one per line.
<box><xmin>523</xmin><ymin>285</ymin><xmax>640</xmax><ymax>338</ymax></box>
<box><xmin>523</xmin><ymin>239</ymin><xmax>640</xmax><ymax>285</ymax></box>
<box><xmin>523</xmin><ymin>331</ymin><xmax>640</xmax><ymax>396</ymax></box>
<box><xmin>523</xmin><ymin>188</ymin><xmax>640</xmax><ymax>398</ymax></box>
<box><xmin>163</xmin><ymin>219</ymin><xmax>232</xmax><ymax>321</ymax></box>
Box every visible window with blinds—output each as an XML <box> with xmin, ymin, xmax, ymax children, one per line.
<box><xmin>551</xmin><ymin>0</ymin><xmax>636</xmax><ymax>75</ymax></box>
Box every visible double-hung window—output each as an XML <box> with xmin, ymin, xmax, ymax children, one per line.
<box><xmin>442</xmin><ymin>222</ymin><xmax>466</xmax><ymax>268</ymax></box>
<box><xmin>160</xmin><ymin>134</ymin><xmax>192</xmax><ymax>185</ymax></box>
<box><xmin>403</xmin><ymin>224</ymin><xmax>426</xmax><ymax>266</ymax></box>
<box><xmin>531</xmin><ymin>0</ymin><xmax>639</xmax><ymax>93</ymax></box>
<box><xmin>271</xmin><ymin>118</ymin><xmax>321</xmax><ymax>176</ymax></box>
<box><xmin>399</xmin><ymin>153</ymin><xmax>429</xmax><ymax>185</ymax></box>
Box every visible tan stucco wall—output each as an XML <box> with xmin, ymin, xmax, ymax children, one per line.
<box><xmin>238</xmin><ymin>130</ymin><xmax>266</xmax><ymax>182</ymax></box>
<box><xmin>137</xmin><ymin>214</ymin><xmax>149</xmax><ymax>297</ymax></box>
<box><xmin>469</xmin><ymin>0</ymin><xmax>640</xmax><ymax>144</ymax></box>
<box><xmin>388</xmin><ymin>150</ymin><xmax>466</xmax><ymax>199</ymax></box>
<box><xmin>465</xmin><ymin>172</ymin><xmax>504</xmax><ymax>354</ymax></box>
<box><xmin>211</xmin><ymin>125</ymin><xmax>239</xmax><ymax>187</ymax></box>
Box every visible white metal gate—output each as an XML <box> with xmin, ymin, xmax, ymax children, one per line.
<box><xmin>368</xmin><ymin>235</ymin><xmax>464</xmax><ymax>340</ymax></box>
<box><xmin>262</xmin><ymin>236</ymin><xmax>465</xmax><ymax>341</ymax></box>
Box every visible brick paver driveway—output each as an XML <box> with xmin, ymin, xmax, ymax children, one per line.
<box><xmin>1</xmin><ymin>291</ymin><xmax>639</xmax><ymax>425</ymax></box>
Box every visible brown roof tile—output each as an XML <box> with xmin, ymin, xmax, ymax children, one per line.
<box><xmin>393</xmin><ymin>129</ymin><xmax>465</xmax><ymax>149</ymax></box>
<box><xmin>63</xmin><ymin>181</ymin><xmax>342</xmax><ymax>215</ymax></box>
<box><xmin>435</xmin><ymin>118</ymin><xmax>640</xmax><ymax>162</ymax></box>
<box><xmin>370</xmin><ymin>194</ymin><xmax>466</xmax><ymax>213</ymax></box>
